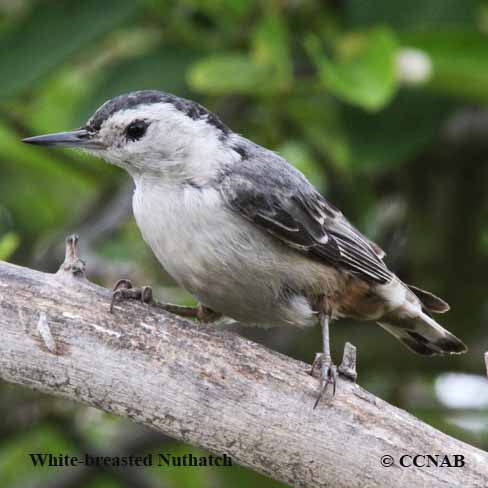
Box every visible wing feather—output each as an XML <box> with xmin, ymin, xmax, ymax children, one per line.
<box><xmin>220</xmin><ymin>161</ymin><xmax>391</xmax><ymax>284</ymax></box>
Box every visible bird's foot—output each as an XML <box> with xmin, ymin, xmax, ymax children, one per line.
<box><xmin>110</xmin><ymin>279</ymin><xmax>221</xmax><ymax>323</ymax></box>
<box><xmin>110</xmin><ymin>279</ymin><xmax>153</xmax><ymax>313</ymax></box>
<box><xmin>154</xmin><ymin>302</ymin><xmax>221</xmax><ymax>323</ymax></box>
<box><xmin>310</xmin><ymin>353</ymin><xmax>337</xmax><ymax>409</ymax></box>
<box><xmin>195</xmin><ymin>305</ymin><xmax>222</xmax><ymax>323</ymax></box>
<box><xmin>309</xmin><ymin>343</ymin><xmax>358</xmax><ymax>407</ymax></box>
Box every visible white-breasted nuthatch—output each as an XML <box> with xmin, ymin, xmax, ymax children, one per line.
<box><xmin>23</xmin><ymin>90</ymin><xmax>467</xmax><ymax>405</ymax></box>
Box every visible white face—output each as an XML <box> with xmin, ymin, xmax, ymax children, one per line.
<box><xmin>86</xmin><ymin>102</ymin><xmax>230</xmax><ymax>182</ymax></box>
<box><xmin>23</xmin><ymin>94</ymin><xmax>242</xmax><ymax>186</ymax></box>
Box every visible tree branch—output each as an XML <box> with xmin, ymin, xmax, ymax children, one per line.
<box><xmin>0</xmin><ymin>237</ymin><xmax>487</xmax><ymax>488</ymax></box>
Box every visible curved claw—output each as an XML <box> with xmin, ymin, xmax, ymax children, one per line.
<box><xmin>112</xmin><ymin>278</ymin><xmax>133</xmax><ymax>291</ymax></box>
<box><xmin>109</xmin><ymin>280</ymin><xmax>153</xmax><ymax>313</ymax></box>
<box><xmin>140</xmin><ymin>286</ymin><xmax>153</xmax><ymax>304</ymax></box>
<box><xmin>110</xmin><ymin>289</ymin><xmax>124</xmax><ymax>313</ymax></box>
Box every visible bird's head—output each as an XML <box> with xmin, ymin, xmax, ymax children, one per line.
<box><xmin>23</xmin><ymin>90</ymin><xmax>235</xmax><ymax>183</ymax></box>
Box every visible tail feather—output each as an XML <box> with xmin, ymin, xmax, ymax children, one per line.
<box><xmin>407</xmin><ymin>284</ymin><xmax>450</xmax><ymax>314</ymax></box>
<box><xmin>378</xmin><ymin>313</ymin><xmax>467</xmax><ymax>356</ymax></box>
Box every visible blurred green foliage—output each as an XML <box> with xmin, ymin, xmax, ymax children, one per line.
<box><xmin>1</xmin><ymin>0</ymin><xmax>488</xmax><ymax>486</ymax></box>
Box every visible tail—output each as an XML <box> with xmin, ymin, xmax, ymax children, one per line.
<box><xmin>407</xmin><ymin>284</ymin><xmax>450</xmax><ymax>313</ymax></box>
<box><xmin>378</xmin><ymin>312</ymin><xmax>467</xmax><ymax>356</ymax></box>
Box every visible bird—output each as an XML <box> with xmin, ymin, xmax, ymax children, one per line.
<box><xmin>23</xmin><ymin>90</ymin><xmax>467</xmax><ymax>406</ymax></box>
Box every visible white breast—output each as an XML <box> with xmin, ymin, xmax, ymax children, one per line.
<box><xmin>133</xmin><ymin>179</ymin><xmax>221</xmax><ymax>290</ymax></box>
<box><xmin>132</xmin><ymin>176</ymin><xmax>327</xmax><ymax>327</ymax></box>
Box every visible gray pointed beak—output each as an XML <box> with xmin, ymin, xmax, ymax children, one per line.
<box><xmin>22</xmin><ymin>128</ymin><xmax>103</xmax><ymax>148</ymax></box>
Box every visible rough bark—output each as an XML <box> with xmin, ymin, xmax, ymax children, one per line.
<box><xmin>0</xmin><ymin>239</ymin><xmax>487</xmax><ymax>488</ymax></box>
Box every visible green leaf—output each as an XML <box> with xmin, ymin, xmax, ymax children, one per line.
<box><xmin>402</xmin><ymin>30</ymin><xmax>488</xmax><ymax>102</ymax></box>
<box><xmin>188</xmin><ymin>54</ymin><xmax>266</xmax><ymax>95</ymax></box>
<box><xmin>0</xmin><ymin>0</ymin><xmax>138</xmax><ymax>100</ymax></box>
<box><xmin>252</xmin><ymin>15</ymin><xmax>293</xmax><ymax>90</ymax></box>
<box><xmin>189</xmin><ymin>16</ymin><xmax>293</xmax><ymax>96</ymax></box>
<box><xmin>306</xmin><ymin>27</ymin><xmax>399</xmax><ymax>111</ymax></box>
<box><xmin>0</xmin><ymin>232</ymin><xmax>20</xmax><ymax>260</ymax></box>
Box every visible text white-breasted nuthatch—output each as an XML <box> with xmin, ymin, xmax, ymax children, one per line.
<box><xmin>23</xmin><ymin>90</ymin><xmax>467</xmax><ymax>405</ymax></box>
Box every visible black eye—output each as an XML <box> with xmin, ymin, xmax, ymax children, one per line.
<box><xmin>125</xmin><ymin>120</ymin><xmax>148</xmax><ymax>141</ymax></box>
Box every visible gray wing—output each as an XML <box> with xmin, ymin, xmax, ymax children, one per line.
<box><xmin>219</xmin><ymin>147</ymin><xmax>392</xmax><ymax>284</ymax></box>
